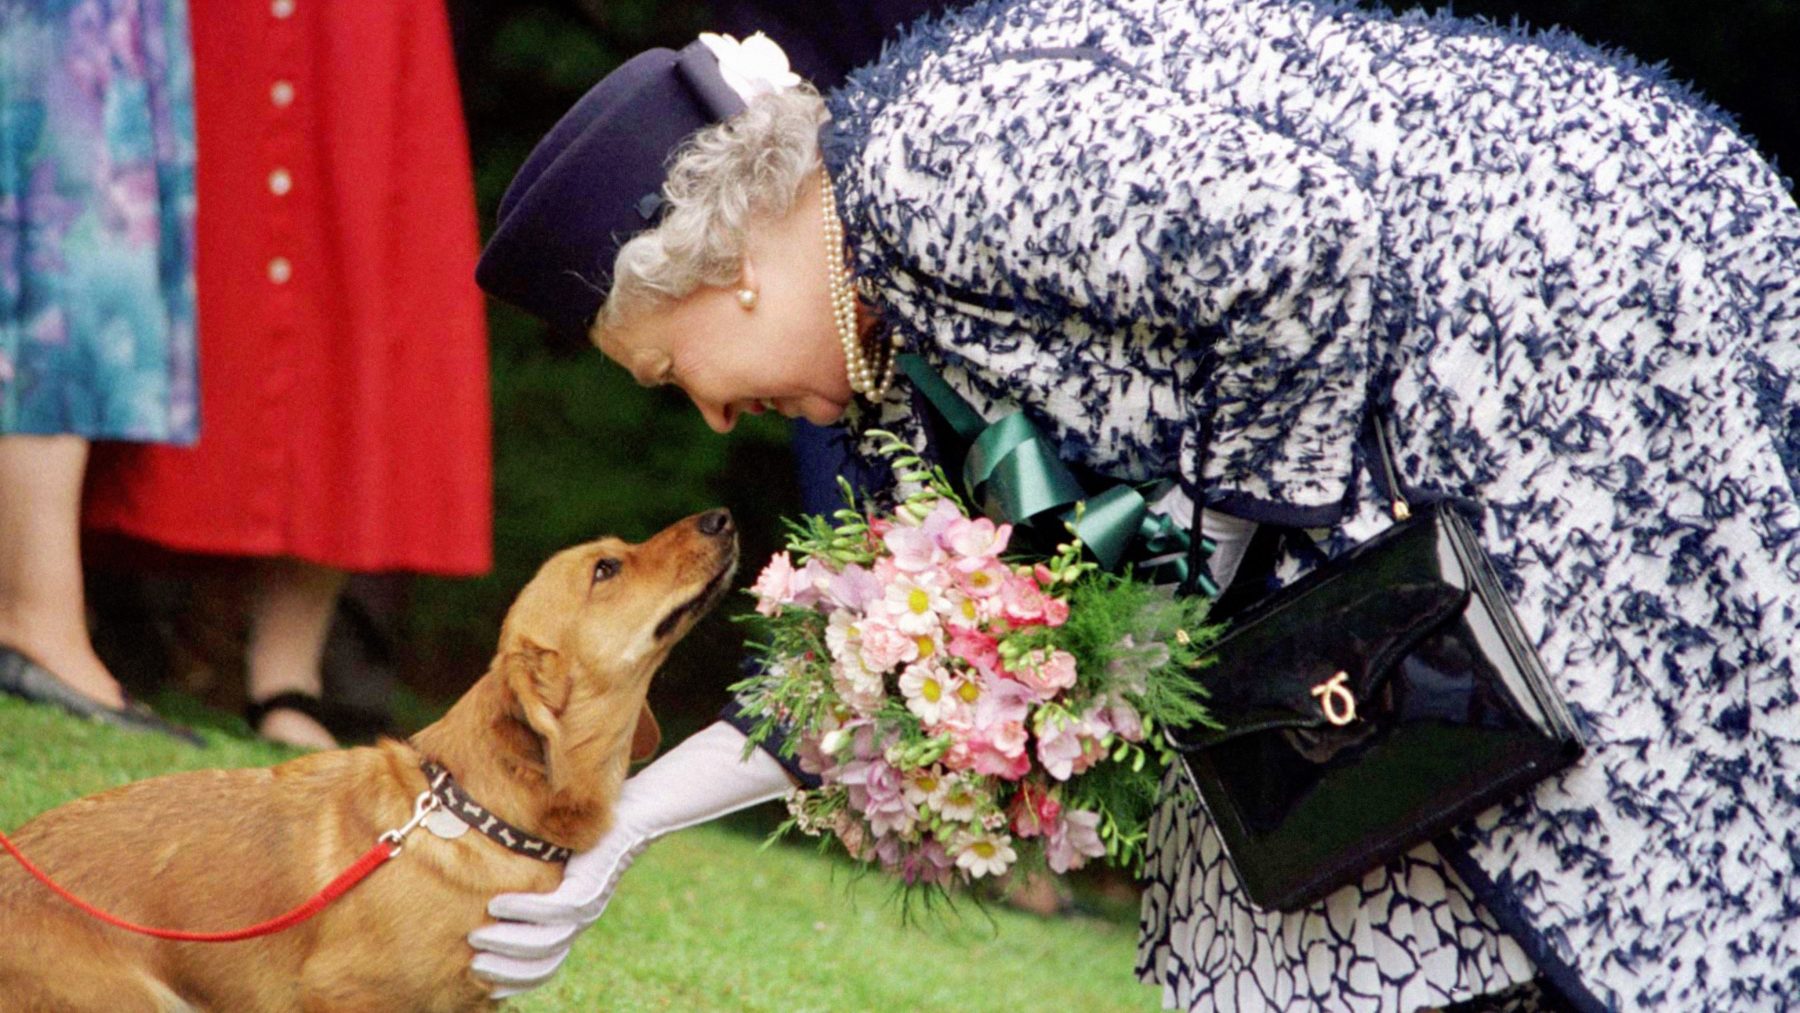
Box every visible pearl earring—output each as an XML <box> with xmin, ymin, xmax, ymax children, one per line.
<box><xmin>736</xmin><ymin>288</ymin><xmax>758</xmax><ymax>311</ymax></box>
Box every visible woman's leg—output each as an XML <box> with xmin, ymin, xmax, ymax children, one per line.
<box><xmin>246</xmin><ymin>557</ymin><xmax>346</xmax><ymax>749</ymax></box>
<box><xmin>0</xmin><ymin>434</ymin><xmax>125</xmax><ymax>708</ymax></box>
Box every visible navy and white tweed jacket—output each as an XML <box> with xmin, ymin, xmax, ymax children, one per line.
<box><xmin>817</xmin><ymin>0</ymin><xmax>1800</xmax><ymax>1009</ymax></box>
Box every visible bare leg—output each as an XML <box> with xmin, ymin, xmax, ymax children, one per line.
<box><xmin>246</xmin><ymin>557</ymin><xmax>346</xmax><ymax>749</ymax></box>
<box><xmin>0</xmin><ymin>434</ymin><xmax>125</xmax><ymax>709</ymax></box>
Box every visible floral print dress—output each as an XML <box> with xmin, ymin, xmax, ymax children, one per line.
<box><xmin>814</xmin><ymin>0</ymin><xmax>1800</xmax><ymax>1008</ymax></box>
<box><xmin>0</xmin><ymin>0</ymin><xmax>198</xmax><ymax>442</ymax></box>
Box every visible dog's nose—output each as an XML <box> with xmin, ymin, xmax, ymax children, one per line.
<box><xmin>697</xmin><ymin>508</ymin><xmax>733</xmax><ymax>537</ymax></box>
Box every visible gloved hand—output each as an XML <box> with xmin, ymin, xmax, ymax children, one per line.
<box><xmin>468</xmin><ymin>721</ymin><xmax>793</xmax><ymax>997</ymax></box>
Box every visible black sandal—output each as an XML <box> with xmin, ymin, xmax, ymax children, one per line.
<box><xmin>245</xmin><ymin>691</ymin><xmax>390</xmax><ymax>744</ymax></box>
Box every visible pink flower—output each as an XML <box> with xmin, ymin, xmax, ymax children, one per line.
<box><xmin>945</xmin><ymin>516</ymin><xmax>1012</xmax><ymax>563</ymax></box>
<box><xmin>1008</xmin><ymin>781</ymin><xmax>1063</xmax><ymax>839</ymax></box>
<box><xmin>1034</xmin><ymin>719</ymin><xmax>1084</xmax><ymax>781</ymax></box>
<box><xmin>839</xmin><ymin>755</ymin><xmax>915</xmax><ymax>837</ymax></box>
<box><xmin>974</xmin><ymin>674</ymin><xmax>1035</xmax><ymax>733</ymax></box>
<box><xmin>857</xmin><ymin>619</ymin><xmax>917</xmax><ymax>673</ymax></box>
<box><xmin>1107</xmin><ymin>698</ymin><xmax>1144</xmax><ymax>742</ymax></box>
<box><xmin>1000</xmin><ymin>574</ymin><xmax>1050</xmax><ymax>625</ymax></box>
<box><xmin>919</xmin><ymin>497</ymin><xmax>965</xmax><ymax>543</ymax></box>
<box><xmin>966</xmin><ymin>738</ymin><xmax>1032</xmax><ymax>780</ymax></box>
<box><xmin>1041</xmin><ymin>595</ymin><xmax>1070</xmax><ymax>627</ymax></box>
<box><xmin>1033</xmin><ymin>707</ymin><xmax>1109</xmax><ymax>781</ymax></box>
<box><xmin>1044</xmin><ymin>809</ymin><xmax>1107</xmax><ymax>873</ymax></box>
<box><xmin>935</xmin><ymin>705</ymin><xmax>990</xmax><ymax>771</ymax></box>
<box><xmin>875</xmin><ymin>834</ymin><xmax>905</xmax><ymax>870</ymax></box>
<box><xmin>1009</xmin><ymin>648</ymin><xmax>1078</xmax><ymax>699</ymax></box>
<box><xmin>945</xmin><ymin>627</ymin><xmax>1002</xmax><ymax>678</ymax></box>
<box><xmin>954</xmin><ymin>677</ymin><xmax>1033</xmax><ymax>780</ymax></box>
<box><xmin>824</xmin><ymin>562</ymin><xmax>882</xmax><ymax>611</ymax></box>
<box><xmin>750</xmin><ymin>552</ymin><xmax>828</xmax><ymax>614</ymax></box>
<box><xmin>883</xmin><ymin>524</ymin><xmax>942</xmax><ymax>573</ymax></box>
<box><xmin>870</xmin><ymin>555</ymin><xmax>900</xmax><ymax>585</ymax></box>
<box><xmin>789</xmin><ymin>558</ymin><xmax>830</xmax><ymax>608</ymax></box>
<box><xmin>901</xmin><ymin>839</ymin><xmax>954</xmax><ymax>886</ymax></box>
<box><xmin>750</xmin><ymin>552</ymin><xmax>798</xmax><ymax>615</ymax></box>
<box><xmin>954</xmin><ymin>559</ymin><xmax>1010</xmax><ymax>599</ymax></box>
<box><xmin>865</xmin><ymin>795</ymin><xmax>916</xmax><ymax>837</ymax></box>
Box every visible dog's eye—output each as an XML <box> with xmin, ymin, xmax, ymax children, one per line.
<box><xmin>592</xmin><ymin>558</ymin><xmax>621</xmax><ymax>583</ymax></box>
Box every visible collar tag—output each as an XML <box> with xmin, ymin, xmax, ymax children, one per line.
<box><xmin>422</xmin><ymin>807</ymin><xmax>470</xmax><ymax>840</ymax></box>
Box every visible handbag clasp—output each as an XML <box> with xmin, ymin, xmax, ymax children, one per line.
<box><xmin>1311</xmin><ymin>671</ymin><xmax>1358</xmax><ymax>726</ymax></box>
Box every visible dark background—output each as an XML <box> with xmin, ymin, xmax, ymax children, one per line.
<box><xmin>394</xmin><ymin>0</ymin><xmax>1798</xmax><ymax>741</ymax></box>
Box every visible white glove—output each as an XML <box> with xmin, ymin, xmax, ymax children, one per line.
<box><xmin>1150</xmin><ymin>486</ymin><xmax>1259</xmax><ymax>591</ymax></box>
<box><xmin>467</xmin><ymin>721</ymin><xmax>793</xmax><ymax>997</ymax></box>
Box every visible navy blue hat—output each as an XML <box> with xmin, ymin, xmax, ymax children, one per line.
<box><xmin>476</xmin><ymin>41</ymin><xmax>750</xmax><ymax>337</ymax></box>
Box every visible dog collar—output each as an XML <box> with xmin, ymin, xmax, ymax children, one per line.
<box><xmin>419</xmin><ymin>760</ymin><xmax>573</xmax><ymax>863</ymax></box>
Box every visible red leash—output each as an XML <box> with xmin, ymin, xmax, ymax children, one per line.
<box><xmin>0</xmin><ymin>791</ymin><xmax>438</xmax><ymax>943</ymax></box>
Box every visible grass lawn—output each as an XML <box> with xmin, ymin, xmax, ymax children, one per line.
<box><xmin>0</xmin><ymin>696</ymin><xmax>1163</xmax><ymax>1012</ymax></box>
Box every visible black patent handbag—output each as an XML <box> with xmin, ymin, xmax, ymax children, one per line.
<box><xmin>1166</xmin><ymin>416</ymin><xmax>1585</xmax><ymax>912</ymax></box>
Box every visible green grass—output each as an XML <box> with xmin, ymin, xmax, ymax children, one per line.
<box><xmin>0</xmin><ymin>696</ymin><xmax>1162</xmax><ymax>1012</ymax></box>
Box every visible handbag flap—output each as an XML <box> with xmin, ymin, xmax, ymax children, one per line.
<box><xmin>1169</xmin><ymin>508</ymin><xmax>1470</xmax><ymax>750</ymax></box>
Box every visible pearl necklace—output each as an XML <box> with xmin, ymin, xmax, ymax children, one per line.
<box><xmin>820</xmin><ymin>168</ymin><xmax>900</xmax><ymax>400</ymax></box>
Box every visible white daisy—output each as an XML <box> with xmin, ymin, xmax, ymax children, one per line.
<box><xmin>880</xmin><ymin>572</ymin><xmax>951</xmax><ymax>636</ymax></box>
<box><xmin>935</xmin><ymin>775</ymin><xmax>984</xmax><ymax>822</ymax></box>
<box><xmin>899</xmin><ymin>662</ymin><xmax>954</xmax><ymax>724</ymax></box>
<box><xmin>953</xmin><ymin>829</ymin><xmax>1017</xmax><ymax>879</ymax></box>
<box><xmin>902</xmin><ymin>766</ymin><xmax>951</xmax><ymax>809</ymax></box>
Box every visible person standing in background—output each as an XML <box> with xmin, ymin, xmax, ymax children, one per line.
<box><xmin>83</xmin><ymin>0</ymin><xmax>492</xmax><ymax>749</ymax></box>
<box><xmin>0</xmin><ymin>0</ymin><xmax>202</xmax><ymax>743</ymax></box>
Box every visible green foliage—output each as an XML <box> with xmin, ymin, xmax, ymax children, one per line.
<box><xmin>489</xmin><ymin>10</ymin><xmax>620</xmax><ymax>90</ymax></box>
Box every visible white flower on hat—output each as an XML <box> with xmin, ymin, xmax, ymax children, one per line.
<box><xmin>697</xmin><ymin>31</ymin><xmax>802</xmax><ymax>104</ymax></box>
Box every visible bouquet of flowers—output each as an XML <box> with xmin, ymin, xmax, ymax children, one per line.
<box><xmin>731</xmin><ymin>433</ymin><xmax>1218</xmax><ymax>892</ymax></box>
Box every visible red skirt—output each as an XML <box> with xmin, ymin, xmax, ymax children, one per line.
<box><xmin>84</xmin><ymin>0</ymin><xmax>492</xmax><ymax>576</ymax></box>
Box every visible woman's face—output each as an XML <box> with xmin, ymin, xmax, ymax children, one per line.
<box><xmin>596</xmin><ymin>177</ymin><xmax>852</xmax><ymax>433</ymax></box>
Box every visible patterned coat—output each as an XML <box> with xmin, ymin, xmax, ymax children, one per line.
<box><xmin>816</xmin><ymin>0</ymin><xmax>1800</xmax><ymax>1009</ymax></box>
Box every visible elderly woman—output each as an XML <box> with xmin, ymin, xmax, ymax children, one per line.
<box><xmin>469</xmin><ymin>1</ymin><xmax>1800</xmax><ymax>1009</ymax></box>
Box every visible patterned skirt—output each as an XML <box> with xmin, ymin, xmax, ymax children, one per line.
<box><xmin>1134</xmin><ymin>768</ymin><xmax>1539</xmax><ymax>1011</ymax></box>
<box><xmin>0</xmin><ymin>0</ymin><xmax>198</xmax><ymax>442</ymax></box>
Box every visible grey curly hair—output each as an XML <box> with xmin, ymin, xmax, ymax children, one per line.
<box><xmin>592</xmin><ymin>85</ymin><xmax>829</xmax><ymax>341</ymax></box>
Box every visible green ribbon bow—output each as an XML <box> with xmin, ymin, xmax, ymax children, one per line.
<box><xmin>897</xmin><ymin>354</ymin><xmax>1218</xmax><ymax>595</ymax></box>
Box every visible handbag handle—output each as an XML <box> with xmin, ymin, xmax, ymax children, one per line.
<box><xmin>1369</xmin><ymin>411</ymin><xmax>1412</xmax><ymax>522</ymax></box>
<box><xmin>1179</xmin><ymin>404</ymin><xmax>1411</xmax><ymax>598</ymax></box>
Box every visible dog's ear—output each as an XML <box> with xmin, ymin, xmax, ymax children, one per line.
<box><xmin>629</xmin><ymin>704</ymin><xmax>661</xmax><ymax>764</ymax></box>
<box><xmin>502</xmin><ymin>644</ymin><xmax>569</xmax><ymax>785</ymax></box>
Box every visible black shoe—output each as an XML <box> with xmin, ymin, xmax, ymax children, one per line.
<box><xmin>245</xmin><ymin>690</ymin><xmax>388</xmax><ymax>745</ymax></box>
<box><xmin>0</xmin><ymin>644</ymin><xmax>204</xmax><ymax>746</ymax></box>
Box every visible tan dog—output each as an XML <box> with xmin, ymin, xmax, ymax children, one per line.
<box><xmin>0</xmin><ymin>510</ymin><xmax>738</xmax><ymax>1012</ymax></box>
